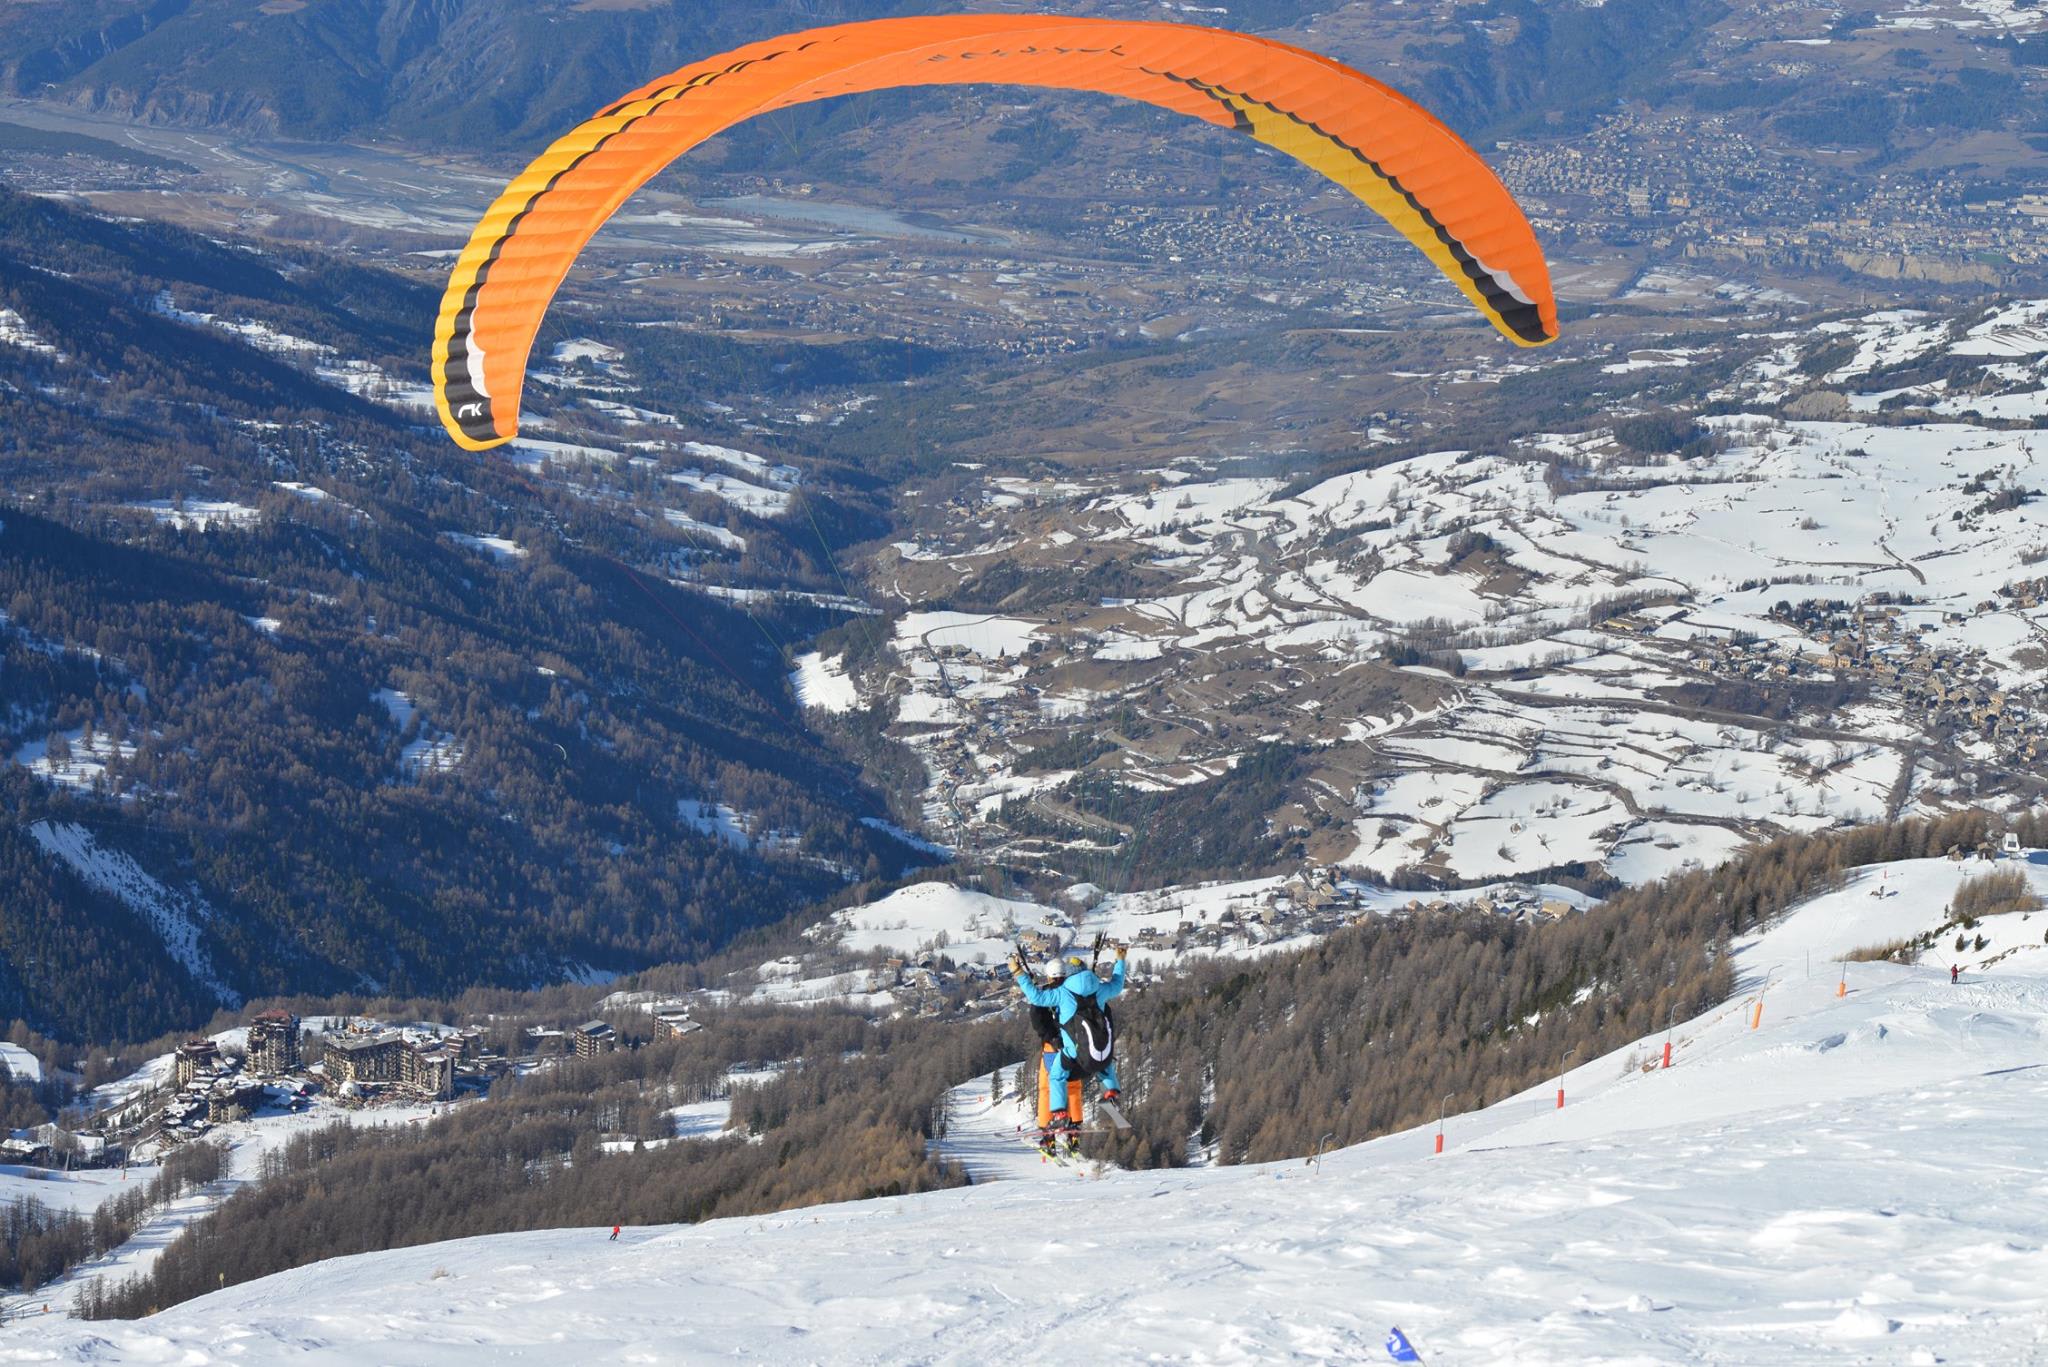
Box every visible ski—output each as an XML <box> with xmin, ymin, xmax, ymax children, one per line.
<box><xmin>1096</xmin><ymin>1100</ymin><xmax>1132</xmax><ymax>1131</ymax></box>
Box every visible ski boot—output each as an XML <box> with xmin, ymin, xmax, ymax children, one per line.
<box><xmin>1037</xmin><ymin>1126</ymin><xmax>1060</xmax><ymax>1160</ymax></box>
<box><xmin>1061</xmin><ymin>1116</ymin><xmax>1083</xmax><ymax>1157</ymax></box>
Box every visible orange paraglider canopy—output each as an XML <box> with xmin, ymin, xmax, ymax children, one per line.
<box><xmin>434</xmin><ymin>14</ymin><xmax>1557</xmax><ymax>451</ymax></box>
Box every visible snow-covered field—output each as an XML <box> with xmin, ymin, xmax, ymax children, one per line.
<box><xmin>0</xmin><ymin>1043</ymin><xmax>42</xmax><ymax>1085</ymax></box>
<box><xmin>857</xmin><ymin>303</ymin><xmax>2048</xmax><ymax>890</ymax></box>
<box><xmin>17</xmin><ymin>854</ymin><xmax>2048</xmax><ymax>1362</ymax></box>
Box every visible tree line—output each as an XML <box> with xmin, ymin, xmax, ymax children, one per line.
<box><xmin>2</xmin><ymin>1141</ymin><xmax>223</xmax><ymax>1296</ymax></box>
<box><xmin>1087</xmin><ymin>809</ymin><xmax>2043</xmax><ymax>1167</ymax></box>
<box><xmin>79</xmin><ymin>1008</ymin><xmax>1016</xmax><ymax>1319</ymax></box>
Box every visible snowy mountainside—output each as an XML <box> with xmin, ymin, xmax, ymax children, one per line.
<box><xmin>21</xmin><ymin>853</ymin><xmax>2048</xmax><ymax>1363</ymax></box>
<box><xmin>0</xmin><ymin>187</ymin><xmax>930</xmax><ymax>1041</ymax></box>
<box><xmin>840</xmin><ymin>300</ymin><xmax>2048</xmax><ymax>892</ymax></box>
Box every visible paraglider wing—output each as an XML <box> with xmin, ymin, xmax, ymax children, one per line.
<box><xmin>434</xmin><ymin>15</ymin><xmax>1557</xmax><ymax>451</ymax></box>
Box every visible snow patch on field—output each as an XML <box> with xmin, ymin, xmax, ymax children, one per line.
<box><xmin>12</xmin><ymin>727</ymin><xmax>138</xmax><ymax>795</ymax></box>
<box><xmin>400</xmin><ymin>734</ymin><xmax>466</xmax><ymax>777</ymax></box>
<box><xmin>898</xmin><ymin>611</ymin><xmax>1040</xmax><ymax>658</ymax></box>
<box><xmin>371</xmin><ymin>688</ymin><xmax>415</xmax><ymax>729</ymax></box>
<box><xmin>132</xmin><ymin>500</ymin><xmax>261</xmax><ymax>530</ymax></box>
<box><xmin>0</xmin><ymin>1043</ymin><xmax>42</xmax><ymax>1084</ymax></box>
<box><xmin>0</xmin><ymin>307</ymin><xmax>63</xmax><ymax>360</ymax></box>
<box><xmin>676</xmin><ymin>800</ymin><xmax>795</xmax><ymax>854</ymax></box>
<box><xmin>667</xmin><ymin>469</ymin><xmax>791</xmax><ymax>517</ymax></box>
<box><xmin>791</xmin><ymin>651</ymin><xmax>858</xmax><ymax>713</ymax></box>
<box><xmin>663</xmin><ymin>509</ymin><xmax>745</xmax><ymax>551</ymax></box>
<box><xmin>507</xmin><ymin>437</ymin><xmax>620</xmax><ymax>468</ymax></box>
<box><xmin>373</xmin><ymin>688</ymin><xmax>464</xmax><ymax>778</ymax></box>
<box><xmin>445</xmin><ymin>532</ymin><xmax>526</xmax><ymax>562</ymax></box>
<box><xmin>680</xmin><ymin>441</ymin><xmax>799</xmax><ymax>488</ymax></box>
<box><xmin>815</xmin><ymin>881</ymin><xmax>1059</xmax><ymax>965</ymax></box>
<box><xmin>553</xmin><ymin>339</ymin><xmax>622</xmax><ymax>366</ymax></box>
<box><xmin>28</xmin><ymin>821</ymin><xmax>237</xmax><ymax>1005</ymax></box>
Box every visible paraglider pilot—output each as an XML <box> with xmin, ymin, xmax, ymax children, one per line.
<box><xmin>1009</xmin><ymin>942</ymin><xmax>1126</xmax><ymax>1154</ymax></box>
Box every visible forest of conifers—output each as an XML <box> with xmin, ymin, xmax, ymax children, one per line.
<box><xmin>0</xmin><ymin>184</ymin><xmax>941</xmax><ymax>1041</ymax></box>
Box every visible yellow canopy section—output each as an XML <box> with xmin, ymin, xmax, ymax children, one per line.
<box><xmin>435</xmin><ymin>14</ymin><xmax>1557</xmax><ymax>451</ymax></box>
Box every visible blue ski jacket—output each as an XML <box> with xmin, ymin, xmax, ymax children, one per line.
<box><xmin>1015</xmin><ymin>960</ymin><xmax>1125</xmax><ymax>1029</ymax></box>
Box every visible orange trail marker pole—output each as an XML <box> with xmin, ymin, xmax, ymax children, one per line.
<box><xmin>1435</xmin><ymin>1091</ymin><xmax>1455</xmax><ymax>1155</ymax></box>
<box><xmin>1556</xmin><ymin>1048</ymin><xmax>1577</xmax><ymax>1108</ymax></box>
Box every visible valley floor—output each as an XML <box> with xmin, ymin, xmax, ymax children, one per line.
<box><xmin>11</xmin><ymin>859</ymin><xmax>2048</xmax><ymax>1364</ymax></box>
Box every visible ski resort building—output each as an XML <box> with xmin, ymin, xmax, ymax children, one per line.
<box><xmin>572</xmin><ymin>1021</ymin><xmax>616</xmax><ymax>1059</ymax></box>
<box><xmin>398</xmin><ymin>1043</ymin><xmax>455</xmax><ymax>1102</ymax></box>
<box><xmin>205</xmin><ymin>1081</ymin><xmax>266</xmax><ymax>1125</ymax></box>
<box><xmin>324</xmin><ymin>1030</ymin><xmax>461</xmax><ymax>1099</ymax></box>
<box><xmin>173</xmin><ymin>1038</ymin><xmax>219</xmax><ymax>1087</ymax></box>
<box><xmin>652</xmin><ymin>1010</ymin><xmax>699</xmax><ymax>1042</ymax></box>
<box><xmin>246</xmin><ymin>1009</ymin><xmax>301</xmax><ymax>1075</ymax></box>
<box><xmin>323</xmin><ymin>1032</ymin><xmax>403</xmax><ymax>1087</ymax></box>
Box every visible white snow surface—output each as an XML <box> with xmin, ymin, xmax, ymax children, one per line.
<box><xmin>22</xmin><ymin>854</ymin><xmax>2048</xmax><ymax>1362</ymax></box>
<box><xmin>0</xmin><ymin>1043</ymin><xmax>41</xmax><ymax>1084</ymax></box>
<box><xmin>790</xmin><ymin>650</ymin><xmax>859</xmax><ymax>713</ymax></box>
<box><xmin>0</xmin><ymin>307</ymin><xmax>64</xmax><ymax>360</ymax></box>
<box><xmin>674</xmin><ymin>799</ymin><xmax>795</xmax><ymax>854</ymax></box>
<box><xmin>0</xmin><ymin>1160</ymin><xmax>150</xmax><ymax>1219</ymax></box>
<box><xmin>132</xmin><ymin>500</ymin><xmax>262</xmax><ymax>530</ymax></box>
<box><xmin>813</xmin><ymin>881</ymin><xmax>1056</xmax><ymax>965</ymax></box>
<box><xmin>667</xmin><ymin>469</ymin><xmax>792</xmax><ymax>517</ymax></box>
<box><xmin>11</xmin><ymin>726</ymin><xmax>139</xmax><ymax>795</ymax></box>
<box><xmin>444</xmin><ymin>532</ymin><xmax>527</xmax><ymax>562</ymax></box>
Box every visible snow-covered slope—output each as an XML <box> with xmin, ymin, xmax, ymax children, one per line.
<box><xmin>19</xmin><ymin>855</ymin><xmax>2048</xmax><ymax>1363</ymax></box>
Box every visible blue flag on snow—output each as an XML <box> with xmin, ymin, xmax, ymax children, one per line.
<box><xmin>1385</xmin><ymin>1326</ymin><xmax>1424</xmax><ymax>1363</ymax></box>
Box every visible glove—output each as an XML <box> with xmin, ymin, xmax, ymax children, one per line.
<box><xmin>1006</xmin><ymin>955</ymin><xmax>1022</xmax><ymax>976</ymax></box>
<box><xmin>1115</xmin><ymin>943</ymin><xmax>1128</xmax><ymax>961</ymax></box>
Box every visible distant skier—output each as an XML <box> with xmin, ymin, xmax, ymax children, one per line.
<box><xmin>1009</xmin><ymin>942</ymin><xmax>1126</xmax><ymax>1155</ymax></box>
<box><xmin>610</xmin><ymin>1224</ymin><xmax>621</xmax><ymax>1242</ymax></box>
<box><xmin>1951</xmin><ymin>964</ymin><xmax>1960</xmax><ymax>985</ymax></box>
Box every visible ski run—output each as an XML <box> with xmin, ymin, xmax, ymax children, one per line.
<box><xmin>4</xmin><ymin>853</ymin><xmax>2043</xmax><ymax>1363</ymax></box>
